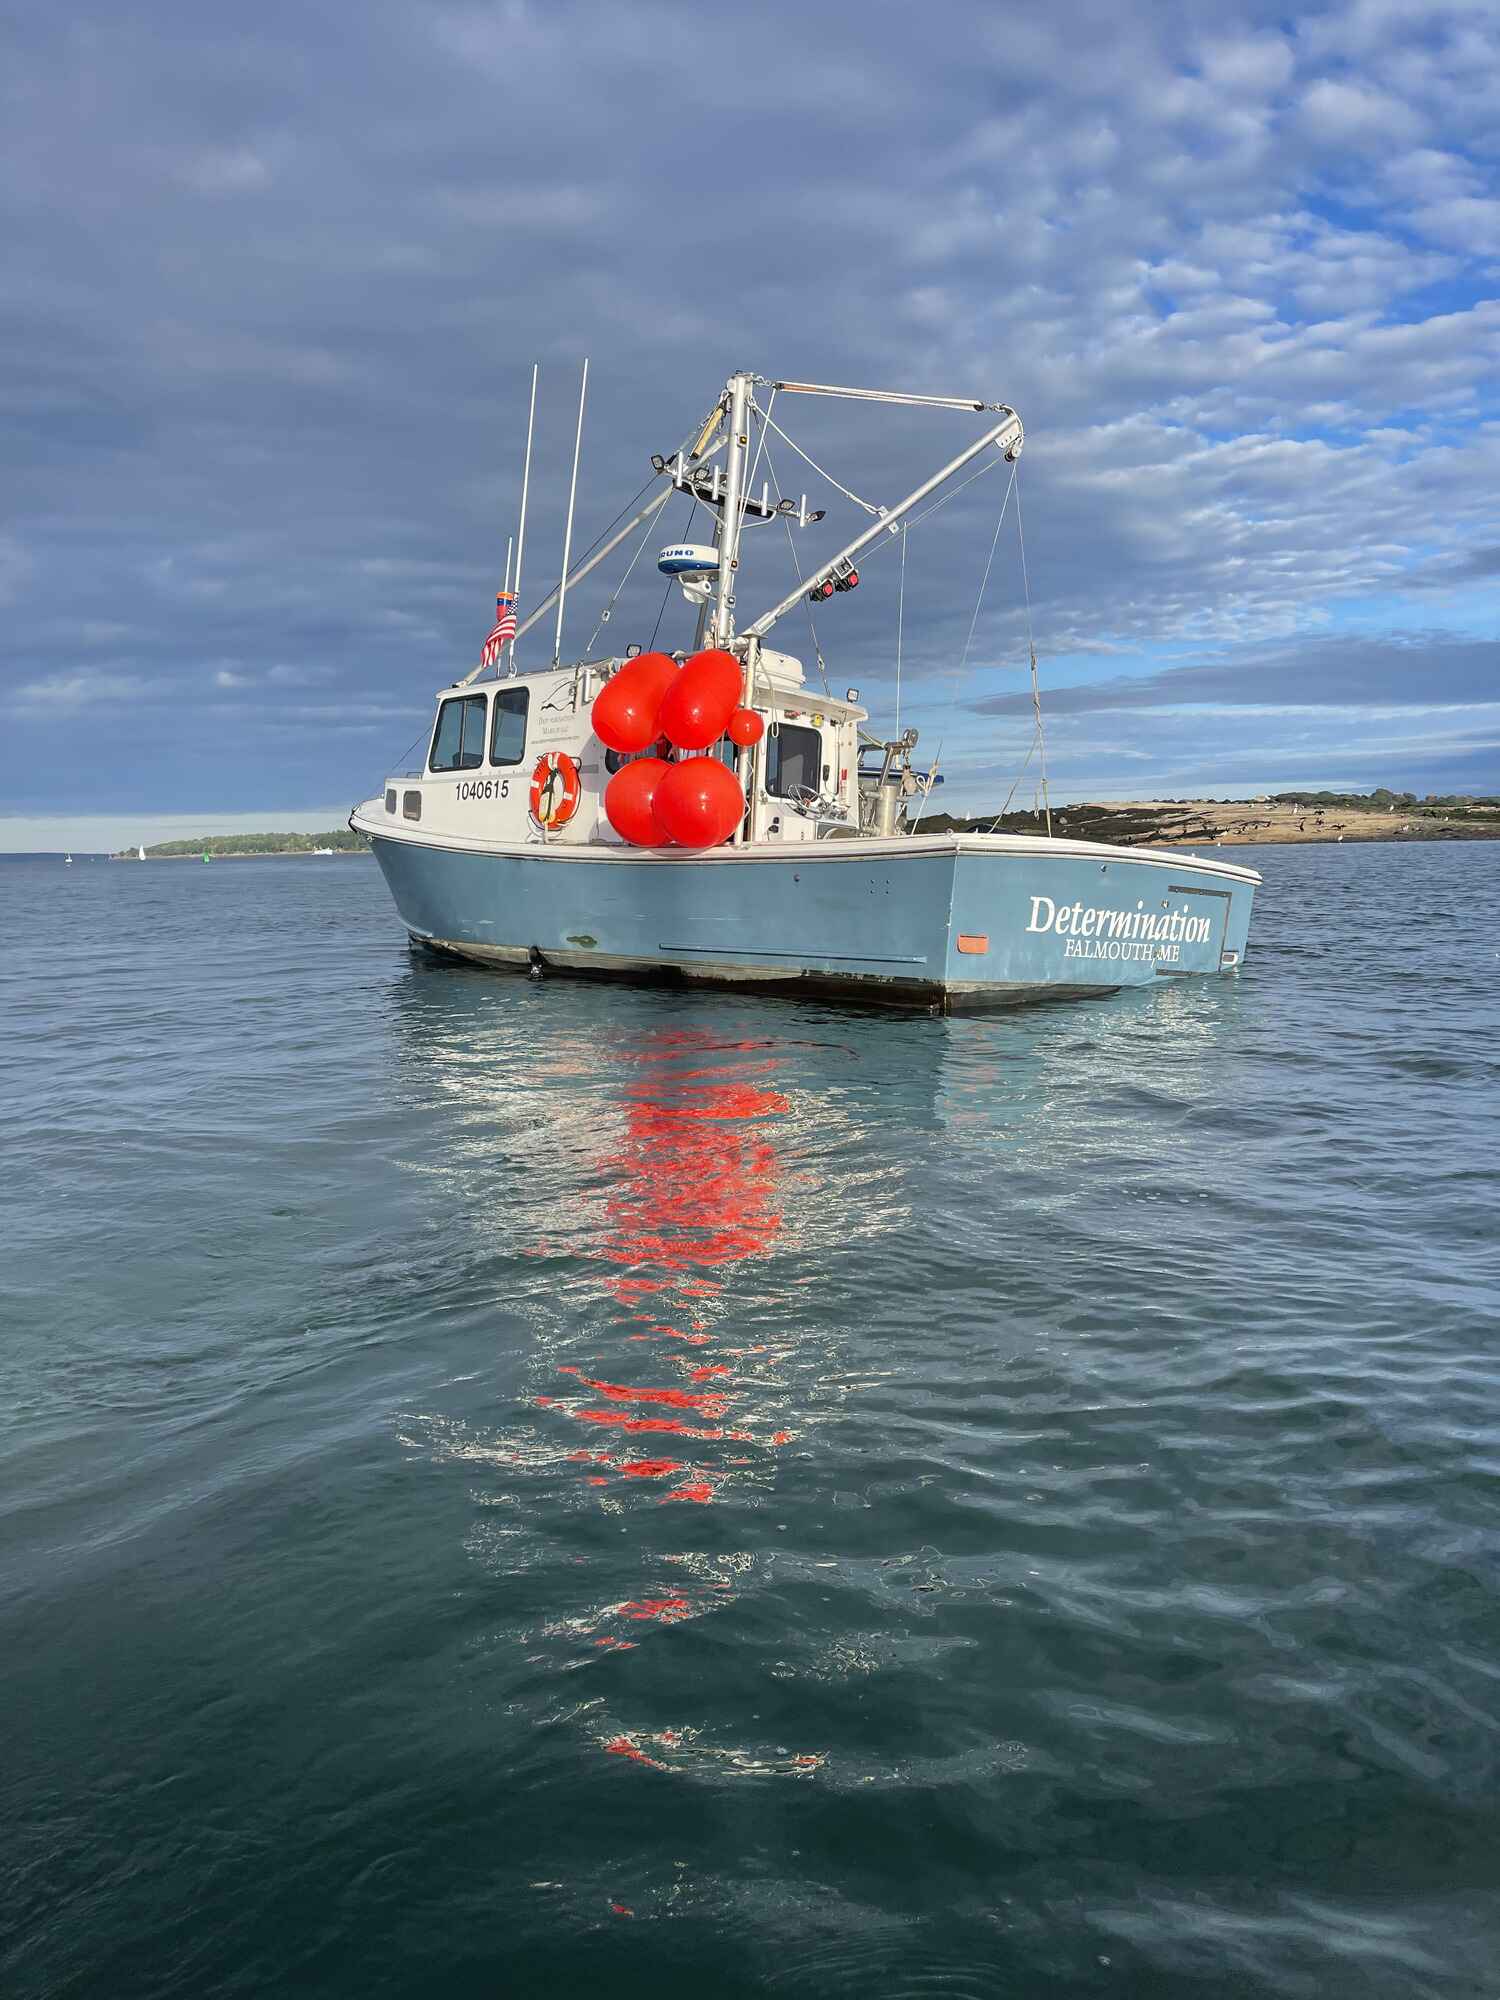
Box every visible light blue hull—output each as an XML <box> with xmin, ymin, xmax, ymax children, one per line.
<box><xmin>362</xmin><ymin>826</ymin><xmax>1257</xmax><ymax>1012</ymax></box>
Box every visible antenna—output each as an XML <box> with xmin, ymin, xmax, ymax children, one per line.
<box><xmin>553</xmin><ymin>358</ymin><xmax>589</xmax><ymax>667</ymax></box>
<box><xmin>509</xmin><ymin>363</ymin><xmax>538</xmax><ymax>673</ymax></box>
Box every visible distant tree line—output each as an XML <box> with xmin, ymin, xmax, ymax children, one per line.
<box><xmin>1268</xmin><ymin>790</ymin><xmax>1500</xmax><ymax>809</ymax></box>
<box><xmin>128</xmin><ymin>830</ymin><xmax>369</xmax><ymax>857</ymax></box>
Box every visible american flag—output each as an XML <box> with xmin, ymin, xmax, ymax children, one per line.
<box><xmin>480</xmin><ymin>591</ymin><xmax>517</xmax><ymax>668</ymax></box>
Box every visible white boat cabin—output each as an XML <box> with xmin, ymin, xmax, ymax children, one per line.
<box><xmin>379</xmin><ymin>646</ymin><xmax>871</xmax><ymax>852</ymax></box>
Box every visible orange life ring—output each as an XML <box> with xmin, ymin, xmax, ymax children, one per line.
<box><xmin>529</xmin><ymin>751</ymin><xmax>582</xmax><ymax>829</ymax></box>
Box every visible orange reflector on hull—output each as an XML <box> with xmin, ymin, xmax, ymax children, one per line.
<box><xmin>956</xmin><ymin>934</ymin><xmax>989</xmax><ymax>955</ymax></box>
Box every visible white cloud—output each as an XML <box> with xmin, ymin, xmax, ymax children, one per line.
<box><xmin>266</xmin><ymin>662</ymin><xmax>330</xmax><ymax>684</ymax></box>
<box><xmin>439</xmin><ymin>185</ymin><xmax>611</xmax><ymax>229</ymax></box>
<box><xmin>0</xmin><ymin>535</ymin><xmax>35</xmax><ymax>605</ymax></box>
<box><xmin>1299</xmin><ymin>77</ymin><xmax>1424</xmax><ymax>148</ymax></box>
<box><xmin>9</xmin><ymin>672</ymin><xmax>151</xmax><ymax>713</ymax></box>
<box><xmin>1197</xmin><ymin>33</ymin><xmax>1294</xmax><ymax>96</ymax></box>
<box><xmin>3</xmin><ymin>0</ymin><xmax>1497</xmax><ymax>809</ymax></box>
<box><xmin>182</xmin><ymin>146</ymin><xmax>273</xmax><ymax>195</ymax></box>
<box><xmin>1410</xmin><ymin>196</ymin><xmax>1500</xmax><ymax>252</ymax></box>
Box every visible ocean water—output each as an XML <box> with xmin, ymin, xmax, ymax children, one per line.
<box><xmin>3</xmin><ymin>842</ymin><xmax>1499</xmax><ymax>1999</ymax></box>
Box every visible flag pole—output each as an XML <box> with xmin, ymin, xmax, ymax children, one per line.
<box><xmin>509</xmin><ymin>362</ymin><xmax>538</xmax><ymax>674</ymax></box>
<box><xmin>553</xmin><ymin>357</ymin><xmax>589</xmax><ymax>668</ymax></box>
<box><xmin>502</xmin><ymin>534</ymin><xmax>513</xmax><ymax>595</ymax></box>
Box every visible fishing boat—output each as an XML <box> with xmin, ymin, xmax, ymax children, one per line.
<box><xmin>351</xmin><ymin>370</ymin><xmax>1257</xmax><ymax>1011</ymax></box>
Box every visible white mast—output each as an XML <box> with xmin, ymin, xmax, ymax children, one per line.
<box><xmin>508</xmin><ymin>362</ymin><xmax>538</xmax><ymax>672</ymax></box>
<box><xmin>456</xmin><ymin>404</ymin><xmax>727</xmax><ymax>683</ymax></box>
<box><xmin>552</xmin><ymin>358</ymin><xmax>589</xmax><ymax>667</ymax></box>
<box><xmin>711</xmin><ymin>370</ymin><xmax>752</xmax><ymax>649</ymax></box>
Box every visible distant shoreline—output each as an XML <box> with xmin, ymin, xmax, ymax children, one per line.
<box><xmin>126</xmin><ymin>849</ymin><xmax>368</xmax><ymax>861</ymax></box>
<box><xmin>35</xmin><ymin>797</ymin><xmax>1500</xmax><ymax>863</ymax></box>
<box><xmin>110</xmin><ymin>831</ymin><xmax>368</xmax><ymax>860</ymax></box>
<box><xmin>917</xmin><ymin>799</ymin><xmax>1500</xmax><ymax>847</ymax></box>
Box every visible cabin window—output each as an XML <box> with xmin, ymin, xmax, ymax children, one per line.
<box><xmin>766</xmin><ymin>723</ymin><xmax>821</xmax><ymax>798</ymax></box>
<box><xmin>384</xmin><ymin>788</ymin><xmax>397</xmax><ymax>814</ymax></box>
<box><xmin>429</xmin><ymin>695</ymin><xmax>488</xmax><ymax>773</ymax></box>
<box><xmin>490</xmin><ymin>686</ymin><xmax>529</xmax><ymax>766</ymax></box>
<box><xmin>605</xmin><ymin>742</ymin><xmax>669</xmax><ymax>774</ymax></box>
<box><xmin>402</xmin><ymin>790</ymin><xmax>422</xmax><ymax>821</ymax></box>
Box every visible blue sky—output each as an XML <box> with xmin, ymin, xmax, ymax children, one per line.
<box><xmin>2</xmin><ymin>0</ymin><xmax>1497</xmax><ymax>847</ymax></box>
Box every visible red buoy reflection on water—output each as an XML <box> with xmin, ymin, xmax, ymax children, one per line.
<box><xmin>520</xmin><ymin>1028</ymin><xmax>824</xmax><ymax>1798</ymax></box>
<box><xmin>598</xmin><ymin>1056</ymin><xmax>786</xmax><ymax>1282</ymax></box>
<box><xmin>537</xmin><ymin>1033</ymin><xmax>794</xmax><ymax>1503</ymax></box>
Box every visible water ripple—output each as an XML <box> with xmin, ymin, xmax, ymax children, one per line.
<box><xmin>3</xmin><ymin>843</ymin><xmax>1499</xmax><ymax>1996</ymax></box>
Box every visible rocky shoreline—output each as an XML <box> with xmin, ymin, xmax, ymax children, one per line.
<box><xmin>918</xmin><ymin>799</ymin><xmax>1500</xmax><ymax>847</ymax></box>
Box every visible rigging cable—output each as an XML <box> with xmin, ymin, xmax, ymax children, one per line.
<box><xmin>388</xmin><ymin>725</ymin><xmax>428</xmax><ymax>776</ymax></box>
<box><xmin>1016</xmin><ymin>469</ymin><xmax>1051</xmax><ymax>836</ymax></box>
<box><xmin>648</xmin><ymin>495</ymin><xmax>697</xmax><ymax>651</ymax></box>
<box><xmin>907</xmin><ymin>737</ymin><xmax>944</xmax><ymax>834</ymax></box>
<box><xmin>750</xmin><ymin>400</ymin><xmax>883</xmax><ymax>517</ymax></box>
<box><xmin>572</xmin><ymin>474</ymin><xmax>658</xmax><ymax>576</ymax></box>
<box><xmin>901</xmin><ymin>445</ymin><xmax>1007</xmax><ymax>539</ymax></box>
<box><xmin>763</xmin><ymin>440</ymin><xmax>831</xmax><ymax>696</ymax></box>
<box><xmin>988</xmin><ymin>734</ymin><xmax>1038</xmax><ymax>832</ymax></box>
<box><xmin>957</xmin><ymin>462</ymin><xmax>1019</xmax><ymax>679</ymax></box>
<box><xmin>744</xmin><ymin>385</ymin><xmax>776</xmax><ymax>504</ymax></box>
<box><xmin>584</xmin><ymin>500</ymin><xmax>661</xmax><ymax>656</ymax></box>
<box><xmin>810</xmin><ymin>443</ymin><xmax>1008</xmax><ymax>604</ymax></box>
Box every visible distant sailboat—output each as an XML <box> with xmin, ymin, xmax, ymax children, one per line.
<box><xmin>64</xmin><ymin>853</ymin><xmax>73</xmax><ymax>865</ymax></box>
<box><xmin>137</xmin><ymin>845</ymin><xmax>147</xmax><ymax>861</ymax></box>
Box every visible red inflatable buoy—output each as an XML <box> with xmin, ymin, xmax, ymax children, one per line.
<box><xmin>591</xmin><ymin>652</ymin><xmax>678</xmax><ymax>754</ymax></box>
<box><xmin>726</xmin><ymin>706</ymin><xmax>764</xmax><ymax>747</ymax></box>
<box><xmin>653</xmin><ymin>756</ymin><xmax>744</xmax><ymax>850</ymax></box>
<box><xmin>604</xmin><ymin>756</ymin><xmax>673</xmax><ymax>846</ymax></box>
<box><xmin>657</xmin><ymin>649</ymin><xmax>742</xmax><ymax>751</ymax></box>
